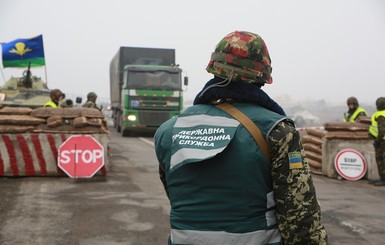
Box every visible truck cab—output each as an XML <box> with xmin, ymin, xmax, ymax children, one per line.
<box><xmin>110</xmin><ymin>47</ymin><xmax>188</xmax><ymax>136</ymax></box>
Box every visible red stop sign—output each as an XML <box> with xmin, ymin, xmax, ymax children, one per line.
<box><xmin>58</xmin><ymin>135</ymin><xmax>104</xmax><ymax>178</ymax></box>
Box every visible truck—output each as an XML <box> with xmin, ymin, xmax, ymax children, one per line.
<box><xmin>110</xmin><ymin>47</ymin><xmax>188</xmax><ymax>136</ymax></box>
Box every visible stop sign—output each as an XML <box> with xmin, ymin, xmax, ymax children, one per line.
<box><xmin>58</xmin><ymin>135</ymin><xmax>104</xmax><ymax>178</ymax></box>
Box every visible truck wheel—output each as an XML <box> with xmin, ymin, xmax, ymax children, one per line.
<box><xmin>113</xmin><ymin>114</ymin><xmax>117</xmax><ymax>129</ymax></box>
<box><xmin>121</xmin><ymin>129</ymin><xmax>129</xmax><ymax>137</ymax></box>
<box><xmin>117</xmin><ymin>113</ymin><xmax>122</xmax><ymax>133</ymax></box>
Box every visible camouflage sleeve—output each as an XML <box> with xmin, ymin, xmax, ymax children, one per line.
<box><xmin>377</xmin><ymin>116</ymin><xmax>385</xmax><ymax>141</ymax></box>
<box><xmin>268</xmin><ymin>120</ymin><xmax>328</xmax><ymax>245</ymax></box>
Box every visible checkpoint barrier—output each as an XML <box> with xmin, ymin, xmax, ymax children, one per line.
<box><xmin>300</xmin><ymin>120</ymin><xmax>380</xmax><ymax>181</ymax></box>
<box><xmin>0</xmin><ymin>107</ymin><xmax>109</xmax><ymax>177</ymax></box>
<box><xmin>0</xmin><ymin>133</ymin><xmax>108</xmax><ymax>177</ymax></box>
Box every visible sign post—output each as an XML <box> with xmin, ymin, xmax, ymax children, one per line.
<box><xmin>58</xmin><ymin>135</ymin><xmax>104</xmax><ymax>178</ymax></box>
<box><xmin>334</xmin><ymin>148</ymin><xmax>367</xmax><ymax>181</ymax></box>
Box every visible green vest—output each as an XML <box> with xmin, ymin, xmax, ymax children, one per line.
<box><xmin>155</xmin><ymin>103</ymin><xmax>287</xmax><ymax>245</ymax></box>
<box><xmin>44</xmin><ymin>101</ymin><xmax>58</xmax><ymax>108</ymax></box>
<box><xmin>344</xmin><ymin>107</ymin><xmax>366</xmax><ymax>122</ymax></box>
<box><xmin>369</xmin><ymin>110</ymin><xmax>385</xmax><ymax>139</ymax></box>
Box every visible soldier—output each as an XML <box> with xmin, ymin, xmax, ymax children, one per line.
<box><xmin>369</xmin><ymin>97</ymin><xmax>385</xmax><ymax>186</ymax></box>
<box><xmin>82</xmin><ymin>92</ymin><xmax>100</xmax><ymax>110</ymax></box>
<box><xmin>154</xmin><ymin>31</ymin><xmax>328</xmax><ymax>244</ymax></box>
<box><xmin>60</xmin><ymin>99</ymin><xmax>74</xmax><ymax>108</ymax></box>
<box><xmin>44</xmin><ymin>89</ymin><xmax>65</xmax><ymax>108</ymax></box>
<box><xmin>343</xmin><ymin>96</ymin><xmax>367</xmax><ymax>122</ymax></box>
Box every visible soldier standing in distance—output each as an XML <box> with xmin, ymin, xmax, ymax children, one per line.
<box><xmin>82</xmin><ymin>92</ymin><xmax>100</xmax><ymax>110</ymax></box>
<box><xmin>154</xmin><ymin>31</ymin><xmax>328</xmax><ymax>244</ymax></box>
<box><xmin>369</xmin><ymin>97</ymin><xmax>385</xmax><ymax>186</ymax></box>
<box><xmin>343</xmin><ymin>96</ymin><xmax>367</xmax><ymax>122</ymax></box>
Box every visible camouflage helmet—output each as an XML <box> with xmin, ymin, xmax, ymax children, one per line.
<box><xmin>87</xmin><ymin>92</ymin><xmax>97</xmax><ymax>100</ymax></box>
<box><xmin>206</xmin><ymin>31</ymin><xmax>273</xmax><ymax>85</ymax></box>
<box><xmin>347</xmin><ymin>96</ymin><xmax>359</xmax><ymax>107</ymax></box>
<box><xmin>376</xmin><ymin>97</ymin><xmax>385</xmax><ymax>111</ymax></box>
<box><xmin>50</xmin><ymin>89</ymin><xmax>64</xmax><ymax>101</ymax></box>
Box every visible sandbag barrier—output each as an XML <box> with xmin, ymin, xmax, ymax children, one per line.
<box><xmin>0</xmin><ymin>107</ymin><xmax>109</xmax><ymax>177</ymax></box>
<box><xmin>300</xmin><ymin>120</ymin><xmax>370</xmax><ymax>176</ymax></box>
<box><xmin>301</xmin><ymin>128</ymin><xmax>326</xmax><ymax>174</ymax></box>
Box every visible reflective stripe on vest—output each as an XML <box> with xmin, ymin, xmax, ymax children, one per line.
<box><xmin>344</xmin><ymin>107</ymin><xmax>366</xmax><ymax>122</ymax></box>
<box><xmin>171</xmin><ymin>227</ymin><xmax>281</xmax><ymax>245</ymax></box>
<box><xmin>369</xmin><ymin>110</ymin><xmax>385</xmax><ymax>138</ymax></box>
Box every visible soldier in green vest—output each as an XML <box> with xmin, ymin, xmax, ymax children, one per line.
<box><xmin>369</xmin><ymin>97</ymin><xmax>385</xmax><ymax>186</ymax></box>
<box><xmin>343</xmin><ymin>96</ymin><xmax>367</xmax><ymax>122</ymax></box>
<box><xmin>155</xmin><ymin>31</ymin><xmax>328</xmax><ymax>245</ymax></box>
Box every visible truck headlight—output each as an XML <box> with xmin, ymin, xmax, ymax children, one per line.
<box><xmin>127</xmin><ymin>115</ymin><xmax>137</xmax><ymax>121</ymax></box>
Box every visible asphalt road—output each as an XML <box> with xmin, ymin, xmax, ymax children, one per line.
<box><xmin>0</xmin><ymin>127</ymin><xmax>385</xmax><ymax>244</ymax></box>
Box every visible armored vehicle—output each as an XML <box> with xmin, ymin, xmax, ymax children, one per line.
<box><xmin>0</xmin><ymin>66</ymin><xmax>50</xmax><ymax>108</ymax></box>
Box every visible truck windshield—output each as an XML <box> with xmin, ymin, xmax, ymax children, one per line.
<box><xmin>126</xmin><ymin>71</ymin><xmax>181</xmax><ymax>90</ymax></box>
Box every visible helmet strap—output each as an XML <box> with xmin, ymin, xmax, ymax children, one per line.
<box><xmin>198</xmin><ymin>69</ymin><xmax>234</xmax><ymax>98</ymax></box>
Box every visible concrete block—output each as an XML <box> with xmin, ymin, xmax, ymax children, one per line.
<box><xmin>365</xmin><ymin>151</ymin><xmax>380</xmax><ymax>180</ymax></box>
<box><xmin>322</xmin><ymin>139</ymin><xmax>378</xmax><ymax>180</ymax></box>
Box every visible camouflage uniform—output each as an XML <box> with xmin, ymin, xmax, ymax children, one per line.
<box><xmin>82</xmin><ymin>100</ymin><xmax>99</xmax><ymax>109</ymax></box>
<box><xmin>369</xmin><ymin>97</ymin><xmax>385</xmax><ymax>184</ymax></box>
<box><xmin>375</xmin><ymin>125</ymin><xmax>385</xmax><ymax>180</ymax></box>
<box><xmin>269</xmin><ymin>121</ymin><xmax>327</xmax><ymax>243</ymax></box>
<box><xmin>343</xmin><ymin>97</ymin><xmax>367</xmax><ymax>122</ymax></box>
<box><xmin>82</xmin><ymin>92</ymin><xmax>100</xmax><ymax>110</ymax></box>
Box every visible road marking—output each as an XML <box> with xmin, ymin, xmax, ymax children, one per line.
<box><xmin>139</xmin><ymin>137</ymin><xmax>154</xmax><ymax>147</ymax></box>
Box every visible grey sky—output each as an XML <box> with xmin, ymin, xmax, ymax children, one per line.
<box><xmin>1</xmin><ymin>0</ymin><xmax>385</xmax><ymax>106</ymax></box>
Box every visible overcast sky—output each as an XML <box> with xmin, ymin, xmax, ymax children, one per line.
<box><xmin>1</xmin><ymin>0</ymin><xmax>384</xmax><ymax>106</ymax></box>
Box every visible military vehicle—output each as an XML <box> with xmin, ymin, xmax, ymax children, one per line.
<box><xmin>0</xmin><ymin>64</ymin><xmax>50</xmax><ymax>108</ymax></box>
<box><xmin>110</xmin><ymin>47</ymin><xmax>188</xmax><ymax>136</ymax></box>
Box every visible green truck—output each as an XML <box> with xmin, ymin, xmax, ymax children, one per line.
<box><xmin>110</xmin><ymin>47</ymin><xmax>188</xmax><ymax>136</ymax></box>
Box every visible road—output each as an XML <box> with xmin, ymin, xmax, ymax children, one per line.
<box><xmin>0</xmin><ymin>127</ymin><xmax>385</xmax><ymax>244</ymax></box>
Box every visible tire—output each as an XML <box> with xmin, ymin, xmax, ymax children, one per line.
<box><xmin>117</xmin><ymin>113</ymin><xmax>122</xmax><ymax>133</ymax></box>
<box><xmin>121</xmin><ymin>129</ymin><xmax>130</xmax><ymax>137</ymax></box>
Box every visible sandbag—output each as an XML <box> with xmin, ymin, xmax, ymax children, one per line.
<box><xmin>305</xmin><ymin>151</ymin><xmax>322</xmax><ymax>162</ymax></box>
<box><xmin>306</xmin><ymin>128</ymin><xmax>326</xmax><ymax>139</ymax></box>
<box><xmin>307</xmin><ymin>158</ymin><xmax>322</xmax><ymax>169</ymax></box>
<box><xmin>301</xmin><ymin>135</ymin><xmax>323</xmax><ymax>147</ymax></box>
<box><xmin>323</xmin><ymin>122</ymin><xmax>369</xmax><ymax>132</ymax></box>
<box><xmin>0</xmin><ymin>115</ymin><xmax>45</xmax><ymax>126</ymax></box>
<box><xmin>46</xmin><ymin>115</ymin><xmax>63</xmax><ymax>128</ymax></box>
<box><xmin>73</xmin><ymin>116</ymin><xmax>88</xmax><ymax>128</ymax></box>
<box><xmin>87</xmin><ymin>118</ymin><xmax>103</xmax><ymax>127</ymax></box>
<box><xmin>324</xmin><ymin>131</ymin><xmax>370</xmax><ymax>140</ymax></box>
<box><xmin>0</xmin><ymin>107</ymin><xmax>32</xmax><ymax>115</ymax></box>
<box><xmin>303</xmin><ymin>143</ymin><xmax>322</xmax><ymax>154</ymax></box>
<box><xmin>0</xmin><ymin>125</ymin><xmax>35</xmax><ymax>133</ymax></box>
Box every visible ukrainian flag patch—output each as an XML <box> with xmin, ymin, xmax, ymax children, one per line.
<box><xmin>288</xmin><ymin>151</ymin><xmax>303</xmax><ymax>169</ymax></box>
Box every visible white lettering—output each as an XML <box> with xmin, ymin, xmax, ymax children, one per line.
<box><xmin>60</xmin><ymin>149</ymin><xmax>103</xmax><ymax>164</ymax></box>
